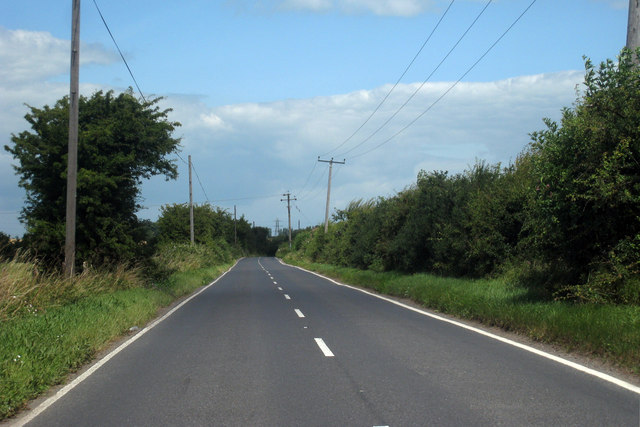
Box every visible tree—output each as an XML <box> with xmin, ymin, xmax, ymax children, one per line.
<box><xmin>5</xmin><ymin>90</ymin><xmax>181</xmax><ymax>267</ymax></box>
<box><xmin>523</xmin><ymin>49</ymin><xmax>640</xmax><ymax>302</ymax></box>
<box><xmin>157</xmin><ymin>203</ymin><xmax>232</xmax><ymax>246</ymax></box>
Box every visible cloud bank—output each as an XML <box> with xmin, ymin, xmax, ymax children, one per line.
<box><xmin>230</xmin><ymin>0</ymin><xmax>436</xmax><ymax>16</ymax></box>
<box><xmin>1</xmin><ymin>27</ymin><xmax>584</xmax><ymax>236</ymax></box>
<box><xmin>281</xmin><ymin>0</ymin><xmax>434</xmax><ymax>15</ymax></box>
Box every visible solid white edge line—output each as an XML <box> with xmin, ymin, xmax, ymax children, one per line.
<box><xmin>294</xmin><ymin>309</ymin><xmax>305</xmax><ymax>318</ymax></box>
<box><xmin>278</xmin><ymin>259</ymin><xmax>640</xmax><ymax>396</ymax></box>
<box><xmin>14</xmin><ymin>259</ymin><xmax>243</xmax><ymax>427</ymax></box>
<box><xmin>315</xmin><ymin>338</ymin><xmax>335</xmax><ymax>357</ymax></box>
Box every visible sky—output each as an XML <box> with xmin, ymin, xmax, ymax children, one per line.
<box><xmin>0</xmin><ymin>0</ymin><xmax>631</xmax><ymax>237</ymax></box>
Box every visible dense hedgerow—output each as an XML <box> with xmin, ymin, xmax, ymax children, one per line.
<box><xmin>289</xmin><ymin>50</ymin><xmax>640</xmax><ymax>305</ymax></box>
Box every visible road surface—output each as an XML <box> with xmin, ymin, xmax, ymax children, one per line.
<box><xmin>18</xmin><ymin>257</ymin><xmax>640</xmax><ymax>426</ymax></box>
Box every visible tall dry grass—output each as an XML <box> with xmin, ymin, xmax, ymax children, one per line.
<box><xmin>0</xmin><ymin>254</ymin><xmax>145</xmax><ymax>321</ymax></box>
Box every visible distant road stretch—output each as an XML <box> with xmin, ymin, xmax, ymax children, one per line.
<box><xmin>20</xmin><ymin>257</ymin><xmax>640</xmax><ymax>426</ymax></box>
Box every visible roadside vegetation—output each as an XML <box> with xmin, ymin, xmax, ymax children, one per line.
<box><xmin>2</xmin><ymin>45</ymin><xmax>640</xmax><ymax>418</ymax></box>
<box><xmin>0</xmin><ymin>243</ymin><xmax>235</xmax><ymax>420</ymax></box>
<box><xmin>0</xmin><ymin>89</ymin><xmax>281</xmax><ymax>420</ymax></box>
<box><xmin>282</xmin><ymin>256</ymin><xmax>640</xmax><ymax>374</ymax></box>
<box><xmin>279</xmin><ymin>50</ymin><xmax>640</xmax><ymax>374</ymax></box>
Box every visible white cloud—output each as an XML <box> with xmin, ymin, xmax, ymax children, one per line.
<box><xmin>281</xmin><ymin>0</ymin><xmax>333</xmax><ymax>12</ymax></box>
<box><xmin>592</xmin><ymin>0</ymin><xmax>627</xmax><ymax>10</ymax></box>
<box><xmin>140</xmin><ymin>69</ymin><xmax>583</xmax><ymax>232</ymax></box>
<box><xmin>0</xmin><ymin>28</ymin><xmax>586</xmax><ymax>235</ymax></box>
<box><xmin>340</xmin><ymin>0</ymin><xmax>432</xmax><ymax>16</ymax></box>
<box><xmin>234</xmin><ymin>0</ymin><xmax>435</xmax><ymax>16</ymax></box>
<box><xmin>199</xmin><ymin>112</ymin><xmax>230</xmax><ymax>131</ymax></box>
<box><xmin>0</xmin><ymin>27</ymin><xmax>117</xmax><ymax>85</ymax></box>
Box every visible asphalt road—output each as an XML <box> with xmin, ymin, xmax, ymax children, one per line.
<box><xmin>19</xmin><ymin>257</ymin><xmax>640</xmax><ymax>426</ymax></box>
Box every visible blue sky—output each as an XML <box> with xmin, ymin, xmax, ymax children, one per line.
<box><xmin>0</xmin><ymin>0</ymin><xmax>631</xmax><ymax>236</ymax></box>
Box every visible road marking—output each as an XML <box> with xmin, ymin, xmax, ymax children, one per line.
<box><xmin>281</xmin><ymin>259</ymin><xmax>640</xmax><ymax>396</ymax></box>
<box><xmin>273</xmin><ymin>281</ymin><xmax>277</xmax><ymax>284</ymax></box>
<box><xmin>314</xmin><ymin>338</ymin><xmax>335</xmax><ymax>357</ymax></box>
<box><xmin>15</xmin><ymin>260</ymin><xmax>243</xmax><ymax>427</ymax></box>
<box><xmin>278</xmin><ymin>287</ymin><xmax>283</xmax><ymax>291</ymax></box>
<box><xmin>294</xmin><ymin>309</ymin><xmax>305</xmax><ymax>318</ymax></box>
<box><xmin>284</xmin><ymin>294</ymin><xmax>291</xmax><ymax>300</ymax></box>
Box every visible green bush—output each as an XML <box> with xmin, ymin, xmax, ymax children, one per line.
<box><xmin>286</xmin><ymin>49</ymin><xmax>640</xmax><ymax>305</ymax></box>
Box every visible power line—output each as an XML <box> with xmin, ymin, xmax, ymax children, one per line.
<box><xmin>140</xmin><ymin>192</ymin><xmax>284</xmax><ymax>209</ymax></box>
<box><xmin>175</xmin><ymin>152</ymin><xmax>188</xmax><ymax>165</ymax></box>
<box><xmin>298</xmin><ymin>164</ymin><xmax>329</xmax><ymax>201</ymax></box>
<box><xmin>337</xmin><ymin>0</ymin><xmax>493</xmax><ymax>158</ymax></box>
<box><xmin>93</xmin><ymin>0</ymin><xmax>147</xmax><ymax>102</ymax></box>
<box><xmin>294</xmin><ymin>203</ymin><xmax>313</xmax><ymax>227</ymax></box>
<box><xmin>190</xmin><ymin>161</ymin><xmax>210</xmax><ymax>203</ymax></box>
<box><xmin>348</xmin><ymin>0</ymin><xmax>538</xmax><ymax>160</ymax></box>
<box><xmin>320</xmin><ymin>0</ymin><xmax>457</xmax><ymax>158</ymax></box>
<box><xmin>210</xmin><ymin>194</ymin><xmax>282</xmax><ymax>203</ymax></box>
<box><xmin>318</xmin><ymin>158</ymin><xmax>345</xmax><ymax>233</ymax></box>
<box><xmin>297</xmin><ymin>160</ymin><xmax>318</xmax><ymax>194</ymax></box>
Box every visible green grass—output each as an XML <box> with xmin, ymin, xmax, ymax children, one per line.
<box><xmin>0</xmin><ymin>255</ymin><xmax>233</xmax><ymax>420</ymax></box>
<box><xmin>284</xmin><ymin>256</ymin><xmax>640</xmax><ymax>376</ymax></box>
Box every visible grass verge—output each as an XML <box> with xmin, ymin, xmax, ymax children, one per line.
<box><xmin>0</xmin><ymin>259</ymin><xmax>233</xmax><ymax>420</ymax></box>
<box><xmin>284</xmin><ymin>256</ymin><xmax>640</xmax><ymax>376</ymax></box>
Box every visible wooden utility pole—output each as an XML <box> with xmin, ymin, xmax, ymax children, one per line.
<box><xmin>188</xmin><ymin>155</ymin><xmax>194</xmax><ymax>245</ymax></box>
<box><xmin>318</xmin><ymin>157</ymin><xmax>345</xmax><ymax>233</ymax></box>
<box><xmin>64</xmin><ymin>0</ymin><xmax>80</xmax><ymax>277</ymax></box>
<box><xmin>234</xmin><ymin>205</ymin><xmax>237</xmax><ymax>245</ymax></box>
<box><xmin>628</xmin><ymin>0</ymin><xmax>640</xmax><ymax>50</ymax></box>
<box><xmin>281</xmin><ymin>192</ymin><xmax>297</xmax><ymax>249</ymax></box>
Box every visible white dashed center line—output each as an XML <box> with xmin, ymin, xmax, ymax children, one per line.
<box><xmin>314</xmin><ymin>338</ymin><xmax>334</xmax><ymax>357</ymax></box>
<box><xmin>294</xmin><ymin>309</ymin><xmax>305</xmax><ymax>318</ymax></box>
<box><xmin>284</xmin><ymin>294</ymin><xmax>291</xmax><ymax>300</ymax></box>
<box><xmin>277</xmin><ymin>287</ymin><xmax>283</xmax><ymax>291</ymax></box>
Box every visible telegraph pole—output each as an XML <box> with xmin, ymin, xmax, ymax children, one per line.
<box><xmin>281</xmin><ymin>192</ymin><xmax>297</xmax><ymax>249</ymax></box>
<box><xmin>318</xmin><ymin>157</ymin><xmax>345</xmax><ymax>233</ymax></box>
<box><xmin>234</xmin><ymin>205</ymin><xmax>237</xmax><ymax>245</ymax></box>
<box><xmin>628</xmin><ymin>0</ymin><xmax>640</xmax><ymax>50</ymax></box>
<box><xmin>188</xmin><ymin>155</ymin><xmax>194</xmax><ymax>245</ymax></box>
<box><xmin>64</xmin><ymin>0</ymin><xmax>80</xmax><ymax>277</ymax></box>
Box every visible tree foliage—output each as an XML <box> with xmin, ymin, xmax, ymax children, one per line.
<box><xmin>290</xmin><ymin>49</ymin><xmax>640</xmax><ymax>305</ymax></box>
<box><xmin>523</xmin><ymin>48</ymin><xmax>640</xmax><ymax>302</ymax></box>
<box><xmin>5</xmin><ymin>90</ymin><xmax>181</xmax><ymax>267</ymax></box>
<box><xmin>156</xmin><ymin>203</ymin><xmax>276</xmax><ymax>255</ymax></box>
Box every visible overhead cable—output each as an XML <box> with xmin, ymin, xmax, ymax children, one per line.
<box><xmin>92</xmin><ymin>0</ymin><xmax>147</xmax><ymax>102</ymax></box>
<box><xmin>319</xmin><ymin>0</ymin><xmax>456</xmax><ymax>158</ymax></box>
<box><xmin>296</xmin><ymin>160</ymin><xmax>318</xmax><ymax>194</ymax></box>
<box><xmin>337</xmin><ymin>0</ymin><xmax>492</xmax><ymax>158</ymax></box>
<box><xmin>190</xmin><ymin>162</ymin><xmax>210</xmax><ymax>203</ymax></box>
<box><xmin>348</xmin><ymin>0</ymin><xmax>538</xmax><ymax>160</ymax></box>
<box><xmin>298</xmin><ymin>164</ymin><xmax>329</xmax><ymax>201</ymax></box>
